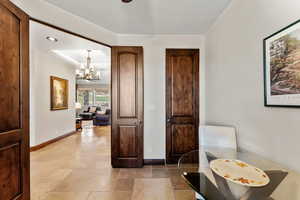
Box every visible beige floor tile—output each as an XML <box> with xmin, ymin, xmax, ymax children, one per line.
<box><xmin>118</xmin><ymin>167</ymin><xmax>152</xmax><ymax>179</ymax></box>
<box><xmin>52</xmin><ymin>169</ymin><xmax>115</xmax><ymax>192</ymax></box>
<box><xmin>41</xmin><ymin>192</ymin><xmax>90</xmax><ymax>200</ymax></box>
<box><xmin>166</xmin><ymin>164</ymin><xmax>178</xmax><ymax>169</ymax></box>
<box><xmin>30</xmin><ymin>125</ymin><xmax>194</xmax><ymax>200</ymax></box>
<box><xmin>152</xmin><ymin>168</ymin><xmax>170</xmax><ymax>178</ymax></box>
<box><xmin>131</xmin><ymin>178</ymin><xmax>175</xmax><ymax>200</ymax></box>
<box><xmin>132</xmin><ymin>190</ymin><xmax>175</xmax><ymax>200</ymax></box>
<box><xmin>133</xmin><ymin>178</ymin><xmax>173</xmax><ymax>191</ymax></box>
<box><xmin>170</xmin><ymin>176</ymin><xmax>191</xmax><ymax>190</ymax></box>
<box><xmin>132</xmin><ymin>177</ymin><xmax>175</xmax><ymax>200</ymax></box>
<box><xmin>31</xmin><ymin>191</ymin><xmax>45</xmax><ymax>200</ymax></box>
<box><xmin>87</xmin><ymin>191</ymin><xmax>132</xmax><ymax>200</ymax></box>
<box><xmin>117</xmin><ymin>169</ymin><xmax>136</xmax><ymax>179</ymax></box>
<box><xmin>135</xmin><ymin>167</ymin><xmax>152</xmax><ymax>178</ymax></box>
<box><xmin>95</xmin><ymin>161</ymin><xmax>111</xmax><ymax>169</ymax></box>
<box><xmin>31</xmin><ymin>169</ymin><xmax>72</xmax><ymax>193</ymax></box>
<box><xmin>168</xmin><ymin>169</ymin><xmax>182</xmax><ymax>176</ymax></box>
<box><xmin>113</xmin><ymin>178</ymin><xmax>134</xmax><ymax>191</ymax></box>
<box><xmin>174</xmin><ymin>190</ymin><xmax>196</xmax><ymax>200</ymax></box>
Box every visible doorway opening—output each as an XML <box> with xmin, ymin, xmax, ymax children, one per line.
<box><xmin>29</xmin><ymin>19</ymin><xmax>112</xmax><ymax>198</ymax></box>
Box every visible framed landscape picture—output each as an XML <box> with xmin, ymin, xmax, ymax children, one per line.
<box><xmin>264</xmin><ymin>20</ymin><xmax>300</xmax><ymax>107</ymax></box>
<box><xmin>50</xmin><ymin>76</ymin><xmax>68</xmax><ymax>110</ymax></box>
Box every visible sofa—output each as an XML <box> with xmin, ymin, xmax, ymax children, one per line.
<box><xmin>93</xmin><ymin>109</ymin><xmax>111</xmax><ymax>126</ymax></box>
<box><xmin>79</xmin><ymin>106</ymin><xmax>101</xmax><ymax>120</ymax></box>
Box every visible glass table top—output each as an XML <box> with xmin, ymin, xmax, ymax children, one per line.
<box><xmin>177</xmin><ymin>147</ymin><xmax>300</xmax><ymax>200</ymax></box>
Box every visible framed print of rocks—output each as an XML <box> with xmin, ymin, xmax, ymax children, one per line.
<box><xmin>264</xmin><ymin>20</ymin><xmax>300</xmax><ymax>107</ymax></box>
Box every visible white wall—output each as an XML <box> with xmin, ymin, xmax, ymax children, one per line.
<box><xmin>117</xmin><ymin>35</ymin><xmax>205</xmax><ymax>159</ymax></box>
<box><xmin>12</xmin><ymin>0</ymin><xmax>205</xmax><ymax>158</ymax></box>
<box><xmin>30</xmin><ymin>49</ymin><xmax>76</xmax><ymax>146</ymax></box>
<box><xmin>9</xmin><ymin>0</ymin><xmax>115</xmax><ymax>147</ymax></box>
<box><xmin>205</xmin><ymin>0</ymin><xmax>300</xmax><ymax>171</ymax></box>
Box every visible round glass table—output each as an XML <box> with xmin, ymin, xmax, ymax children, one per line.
<box><xmin>177</xmin><ymin>148</ymin><xmax>296</xmax><ymax>200</ymax></box>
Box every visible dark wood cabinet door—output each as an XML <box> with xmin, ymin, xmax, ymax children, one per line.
<box><xmin>111</xmin><ymin>46</ymin><xmax>144</xmax><ymax>168</ymax></box>
<box><xmin>0</xmin><ymin>1</ymin><xmax>30</xmax><ymax>199</ymax></box>
<box><xmin>166</xmin><ymin>49</ymin><xmax>199</xmax><ymax>164</ymax></box>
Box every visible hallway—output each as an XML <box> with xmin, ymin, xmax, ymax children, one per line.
<box><xmin>30</xmin><ymin>123</ymin><xmax>195</xmax><ymax>200</ymax></box>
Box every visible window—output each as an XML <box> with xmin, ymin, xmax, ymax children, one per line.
<box><xmin>77</xmin><ymin>88</ymin><xmax>110</xmax><ymax>109</ymax></box>
<box><xmin>95</xmin><ymin>92</ymin><xmax>110</xmax><ymax>108</ymax></box>
<box><xmin>77</xmin><ymin>89</ymin><xmax>94</xmax><ymax>106</ymax></box>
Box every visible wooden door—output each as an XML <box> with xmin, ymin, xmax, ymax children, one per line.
<box><xmin>0</xmin><ymin>0</ymin><xmax>30</xmax><ymax>199</ymax></box>
<box><xmin>166</xmin><ymin>49</ymin><xmax>199</xmax><ymax>164</ymax></box>
<box><xmin>111</xmin><ymin>46</ymin><xmax>144</xmax><ymax>168</ymax></box>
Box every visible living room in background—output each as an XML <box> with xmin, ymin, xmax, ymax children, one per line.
<box><xmin>76</xmin><ymin>71</ymin><xmax>111</xmax><ymax>124</ymax></box>
<box><xmin>29</xmin><ymin>19</ymin><xmax>111</xmax><ymax>148</ymax></box>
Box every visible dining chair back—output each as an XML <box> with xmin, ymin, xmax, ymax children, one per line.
<box><xmin>200</xmin><ymin>125</ymin><xmax>237</xmax><ymax>150</ymax></box>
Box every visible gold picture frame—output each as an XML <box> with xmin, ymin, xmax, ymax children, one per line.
<box><xmin>50</xmin><ymin>76</ymin><xmax>68</xmax><ymax>110</ymax></box>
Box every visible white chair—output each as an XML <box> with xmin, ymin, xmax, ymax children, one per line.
<box><xmin>200</xmin><ymin>125</ymin><xmax>237</xmax><ymax>150</ymax></box>
<box><xmin>196</xmin><ymin>125</ymin><xmax>237</xmax><ymax>200</ymax></box>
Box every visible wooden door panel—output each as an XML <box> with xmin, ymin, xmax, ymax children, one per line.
<box><xmin>0</xmin><ymin>143</ymin><xmax>21</xmax><ymax>200</ymax></box>
<box><xmin>171</xmin><ymin>55</ymin><xmax>194</xmax><ymax>117</ymax></box>
<box><xmin>118</xmin><ymin>53</ymin><xmax>137</xmax><ymax>118</ymax></box>
<box><xmin>0</xmin><ymin>3</ymin><xmax>20</xmax><ymax>132</ymax></box>
<box><xmin>112</xmin><ymin>46</ymin><xmax>144</xmax><ymax>168</ymax></box>
<box><xmin>119</xmin><ymin>126</ymin><xmax>137</xmax><ymax>157</ymax></box>
<box><xmin>0</xmin><ymin>1</ymin><xmax>29</xmax><ymax>199</ymax></box>
<box><xmin>166</xmin><ymin>49</ymin><xmax>199</xmax><ymax>164</ymax></box>
<box><xmin>172</xmin><ymin>125</ymin><xmax>196</xmax><ymax>154</ymax></box>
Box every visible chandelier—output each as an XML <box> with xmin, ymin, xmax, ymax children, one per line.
<box><xmin>76</xmin><ymin>50</ymin><xmax>101</xmax><ymax>81</ymax></box>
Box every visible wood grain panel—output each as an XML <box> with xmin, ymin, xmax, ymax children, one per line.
<box><xmin>171</xmin><ymin>55</ymin><xmax>193</xmax><ymax>116</ymax></box>
<box><xmin>0</xmin><ymin>143</ymin><xmax>21</xmax><ymax>200</ymax></box>
<box><xmin>119</xmin><ymin>126</ymin><xmax>137</xmax><ymax>157</ymax></box>
<box><xmin>166</xmin><ymin>49</ymin><xmax>199</xmax><ymax>164</ymax></box>
<box><xmin>112</xmin><ymin>46</ymin><xmax>144</xmax><ymax>168</ymax></box>
<box><xmin>172</xmin><ymin>125</ymin><xmax>196</xmax><ymax>154</ymax></box>
<box><xmin>0</xmin><ymin>4</ymin><xmax>20</xmax><ymax>132</ymax></box>
<box><xmin>118</xmin><ymin>53</ymin><xmax>137</xmax><ymax>118</ymax></box>
<box><xmin>0</xmin><ymin>1</ymin><xmax>30</xmax><ymax>199</ymax></box>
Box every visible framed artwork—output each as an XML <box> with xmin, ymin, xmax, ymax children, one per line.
<box><xmin>264</xmin><ymin>19</ymin><xmax>300</xmax><ymax>107</ymax></box>
<box><xmin>50</xmin><ymin>76</ymin><xmax>68</xmax><ymax>110</ymax></box>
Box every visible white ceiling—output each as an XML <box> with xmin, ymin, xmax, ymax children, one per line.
<box><xmin>30</xmin><ymin>21</ymin><xmax>111</xmax><ymax>84</ymax></box>
<box><xmin>44</xmin><ymin>0</ymin><xmax>231</xmax><ymax>34</ymax></box>
<box><xmin>53</xmin><ymin>50</ymin><xmax>110</xmax><ymax>69</ymax></box>
<box><xmin>30</xmin><ymin>21</ymin><xmax>111</xmax><ymax>67</ymax></box>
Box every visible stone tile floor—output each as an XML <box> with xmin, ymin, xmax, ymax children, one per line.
<box><xmin>30</xmin><ymin>121</ymin><xmax>195</xmax><ymax>200</ymax></box>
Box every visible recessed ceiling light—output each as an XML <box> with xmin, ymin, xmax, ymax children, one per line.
<box><xmin>46</xmin><ymin>36</ymin><xmax>58</xmax><ymax>42</ymax></box>
<box><xmin>122</xmin><ymin>0</ymin><xmax>132</xmax><ymax>3</ymax></box>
